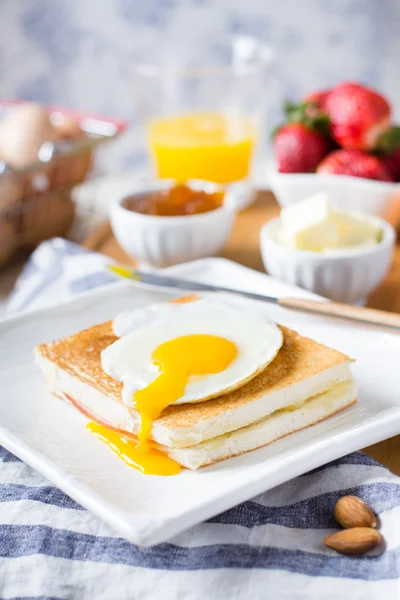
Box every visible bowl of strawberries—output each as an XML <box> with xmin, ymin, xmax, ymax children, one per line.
<box><xmin>269</xmin><ymin>81</ymin><xmax>400</xmax><ymax>219</ymax></box>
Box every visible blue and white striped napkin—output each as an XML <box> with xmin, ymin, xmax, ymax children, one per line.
<box><xmin>2</xmin><ymin>238</ymin><xmax>400</xmax><ymax>600</ymax></box>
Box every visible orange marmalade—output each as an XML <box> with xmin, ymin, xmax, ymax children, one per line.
<box><xmin>123</xmin><ymin>184</ymin><xmax>224</xmax><ymax>217</ymax></box>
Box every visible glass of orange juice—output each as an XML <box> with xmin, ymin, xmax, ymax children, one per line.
<box><xmin>132</xmin><ymin>36</ymin><xmax>275</xmax><ymax>184</ymax></box>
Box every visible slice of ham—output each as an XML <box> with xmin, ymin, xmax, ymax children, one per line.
<box><xmin>58</xmin><ymin>391</ymin><xmax>165</xmax><ymax>451</ymax></box>
<box><xmin>60</xmin><ymin>391</ymin><xmax>140</xmax><ymax>442</ymax></box>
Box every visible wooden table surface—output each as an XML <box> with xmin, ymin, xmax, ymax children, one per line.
<box><xmin>83</xmin><ymin>191</ymin><xmax>400</xmax><ymax>474</ymax></box>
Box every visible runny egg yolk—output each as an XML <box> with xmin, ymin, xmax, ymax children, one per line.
<box><xmin>134</xmin><ymin>334</ymin><xmax>238</xmax><ymax>448</ymax></box>
<box><xmin>88</xmin><ymin>334</ymin><xmax>238</xmax><ymax>476</ymax></box>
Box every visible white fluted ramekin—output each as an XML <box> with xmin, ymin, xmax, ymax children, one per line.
<box><xmin>260</xmin><ymin>216</ymin><xmax>395</xmax><ymax>305</ymax></box>
<box><xmin>268</xmin><ymin>170</ymin><xmax>400</xmax><ymax>218</ymax></box>
<box><xmin>110</xmin><ymin>179</ymin><xmax>236</xmax><ymax>267</ymax></box>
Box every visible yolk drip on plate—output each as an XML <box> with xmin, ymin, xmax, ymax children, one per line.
<box><xmin>87</xmin><ymin>421</ymin><xmax>182</xmax><ymax>476</ymax></box>
<box><xmin>88</xmin><ymin>332</ymin><xmax>238</xmax><ymax>476</ymax></box>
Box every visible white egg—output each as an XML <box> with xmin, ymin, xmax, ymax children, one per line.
<box><xmin>101</xmin><ymin>294</ymin><xmax>283</xmax><ymax>407</ymax></box>
<box><xmin>0</xmin><ymin>103</ymin><xmax>58</xmax><ymax>169</ymax></box>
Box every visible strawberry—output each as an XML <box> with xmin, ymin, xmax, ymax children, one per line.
<box><xmin>274</xmin><ymin>123</ymin><xmax>330</xmax><ymax>173</ymax></box>
<box><xmin>273</xmin><ymin>100</ymin><xmax>331</xmax><ymax>173</ymax></box>
<box><xmin>317</xmin><ymin>149</ymin><xmax>393</xmax><ymax>181</ymax></box>
<box><xmin>381</xmin><ymin>149</ymin><xmax>400</xmax><ymax>181</ymax></box>
<box><xmin>304</xmin><ymin>88</ymin><xmax>331</xmax><ymax>111</ymax></box>
<box><xmin>324</xmin><ymin>82</ymin><xmax>391</xmax><ymax>150</ymax></box>
<box><xmin>375</xmin><ymin>125</ymin><xmax>400</xmax><ymax>181</ymax></box>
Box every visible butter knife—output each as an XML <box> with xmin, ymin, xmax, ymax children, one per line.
<box><xmin>108</xmin><ymin>264</ymin><xmax>400</xmax><ymax>332</ymax></box>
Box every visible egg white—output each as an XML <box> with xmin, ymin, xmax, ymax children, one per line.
<box><xmin>101</xmin><ymin>294</ymin><xmax>283</xmax><ymax>407</ymax></box>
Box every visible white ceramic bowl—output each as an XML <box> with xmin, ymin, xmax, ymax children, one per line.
<box><xmin>260</xmin><ymin>216</ymin><xmax>395</xmax><ymax>305</ymax></box>
<box><xmin>110</xmin><ymin>179</ymin><xmax>236</xmax><ymax>267</ymax></box>
<box><xmin>268</xmin><ymin>170</ymin><xmax>400</xmax><ymax>218</ymax></box>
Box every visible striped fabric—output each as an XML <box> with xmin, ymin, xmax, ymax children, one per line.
<box><xmin>2</xmin><ymin>238</ymin><xmax>400</xmax><ymax>600</ymax></box>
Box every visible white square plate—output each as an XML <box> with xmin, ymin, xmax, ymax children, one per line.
<box><xmin>1</xmin><ymin>257</ymin><xmax>400</xmax><ymax>546</ymax></box>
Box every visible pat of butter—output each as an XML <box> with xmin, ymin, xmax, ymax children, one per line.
<box><xmin>277</xmin><ymin>194</ymin><xmax>382</xmax><ymax>252</ymax></box>
<box><xmin>332</xmin><ymin>212</ymin><xmax>382</xmax><ymax>247</ymax></box>
<box><xmin>280</xmin><ymin>193</ymin><xmax>338</xmax><ymax>251</ymax></box>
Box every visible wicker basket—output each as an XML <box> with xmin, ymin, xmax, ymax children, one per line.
<box><xmin>0</xmin><ymin>101</ymin><xmax>126</xmax><ymax>268</ymax></box>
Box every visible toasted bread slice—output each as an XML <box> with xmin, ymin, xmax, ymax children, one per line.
<box><xmin>52</xmin><ymin>378</ymin><xmax>357</xmax><ymax>470</ymax></box>
<box><xmin>35</xmin><ymin>321</ymin><xmax>355</xmax><ymax>451</ymax></box>
<box><xmin>165</xmin><ymin>379</ymin><xmax>357</xmax><ymax>469</ymax></box>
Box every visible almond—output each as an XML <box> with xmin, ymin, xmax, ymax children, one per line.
<box><xmin>333</xmin><ymin>495</ymin><xmax>377</xmax><ymax>529</ymax></box>
<box><xmin>323</xmin><ymin>527</ymin><xmax>383</xmax><ymax>556</ymax></box>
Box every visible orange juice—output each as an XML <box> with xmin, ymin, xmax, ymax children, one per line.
<box><xmin>147</xmin><ymin>112</ymin><xmax>255</xmax><ymax>184</ymax></box>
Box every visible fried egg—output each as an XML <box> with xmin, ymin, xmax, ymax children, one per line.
<box><xmin>101</xmin><ymin>294</ymin><xmax>283</xmax><ymax>411</ymax></box>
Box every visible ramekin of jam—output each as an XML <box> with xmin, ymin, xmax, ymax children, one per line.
<box><xmin>110</xmin><ymin>179</ymin><xmax>237</xmax><ymax>267</ymax></box>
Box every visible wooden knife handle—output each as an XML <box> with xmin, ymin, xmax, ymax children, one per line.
<box><xmin>279</xmin><ymin>296</ymin><xmax>400</xmax><ymax>331</ymax></box>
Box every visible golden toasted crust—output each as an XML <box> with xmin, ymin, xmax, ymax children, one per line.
<box><xmin>36</xmin><ymin>321</ymin><xmax>122</xmax><ymax>400</ymax></box>
<box><xmin>35</xmin><ymin>321</ymin><xmax>350</xmax><ymax>432</ymax></box>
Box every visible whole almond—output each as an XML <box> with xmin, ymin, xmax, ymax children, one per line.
<box><xmin>323</xmin><ymin>527</ymin><xmax>382</xmax><ymax>556</ymax></box>
<box><xmin>333</xmin><ymin>496</ymin><xmax>377</xmax><ymax>529</ymax></box>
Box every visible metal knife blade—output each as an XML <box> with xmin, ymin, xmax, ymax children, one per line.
<box><xmin>108</xmin><ymin>264</ymin><xmax>279</xmax><ymax>305</ymax></box>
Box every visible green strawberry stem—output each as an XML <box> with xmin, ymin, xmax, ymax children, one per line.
<box><xmin>376</xmin><ymin>126</ymin><xmax>400</xmax><ymax>154</ymax></box>
<box><xmin>281</xmin><ymin>100</ymin><xmax>331</xmax><ymax>136</ymax></box>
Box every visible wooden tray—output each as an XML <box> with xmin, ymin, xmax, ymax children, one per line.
<box><xmin>84</xmin><ymin>191</ymin><xmax>400</xmax><ymax>473</ymax></box>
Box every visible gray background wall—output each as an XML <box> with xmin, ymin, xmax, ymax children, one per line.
<box><xmin>1</xmin><ymin>0</ymin><xmax>399</xmax><ymax>171</ymax></box>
